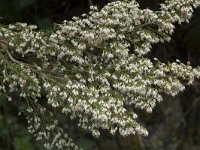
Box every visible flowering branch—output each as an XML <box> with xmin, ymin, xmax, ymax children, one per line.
<box><xmin>0</xmin><ymin>0</ymin><xmax>200</xmax><ymax>149</ymax></box>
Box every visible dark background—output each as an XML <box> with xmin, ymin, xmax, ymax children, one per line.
<box><xmin>0</xmin><ymin>0</ymin><xmax>200</xmax><ymax>149</ymax></box>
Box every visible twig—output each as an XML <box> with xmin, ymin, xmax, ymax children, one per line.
<box><xmin>137</xmin><ymin>134</ymin><xmax>145</xmax><ymax>150</ymax></box>
<box><xmin>0</xmin><ymin>38</ymin><xmax>15</xmax><ymax>49</ymax></box>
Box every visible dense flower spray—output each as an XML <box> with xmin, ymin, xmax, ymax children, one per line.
<box><xmin>0</xmin><ymin>0</ymin><xmax>200</xmax><ymax>149</ymax></box>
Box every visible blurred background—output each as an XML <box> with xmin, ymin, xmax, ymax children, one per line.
<box><xmin>0</xmin><ymin>0</ymin><xmax>200</xmax><ymax>149</ymax></box>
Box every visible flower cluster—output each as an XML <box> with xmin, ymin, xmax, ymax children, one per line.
<box><xmin>0</xmin><ymin>0</ymin><xmax>200</xmax><ymax>149</ymax></box>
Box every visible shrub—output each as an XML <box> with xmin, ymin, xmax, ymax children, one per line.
<box><xmin>0</xmin><ymin>0</ymin><xmax>200</xmax><ymax>149</ymax></box>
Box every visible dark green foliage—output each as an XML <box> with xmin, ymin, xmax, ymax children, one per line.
<box><xmin>0</xmin><ymin>93</ymin><xmax>43</xmax><ymax>150</ymax></box>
